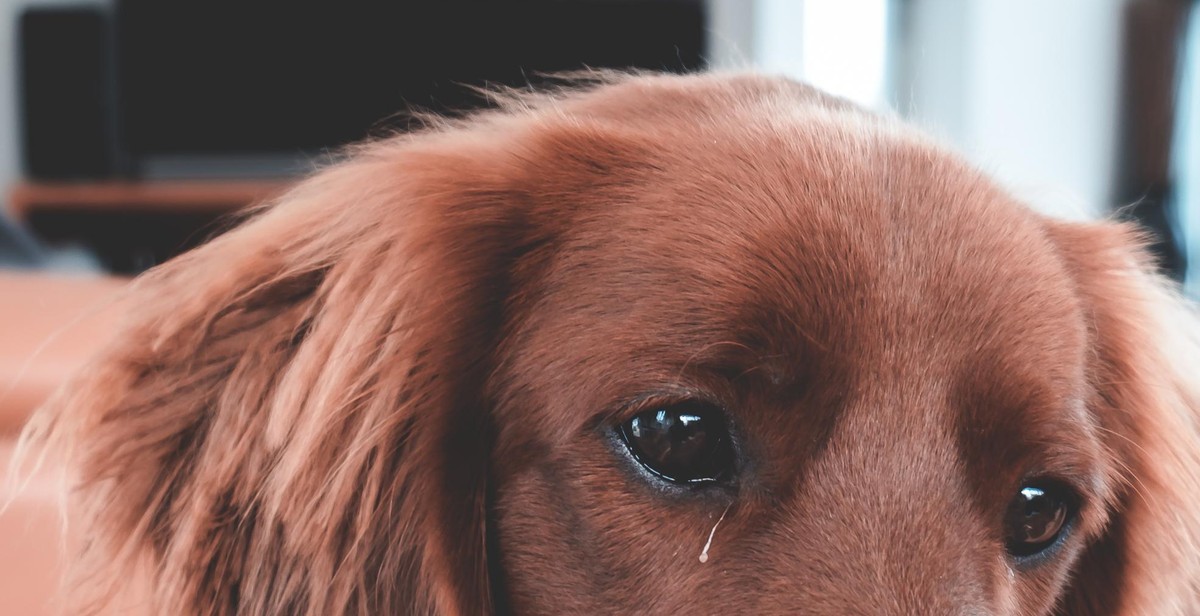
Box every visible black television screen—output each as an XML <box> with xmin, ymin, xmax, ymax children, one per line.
<box><xmin>116</xmin><ymin>1</ymin><xmax>706</xmax><ymax>162</ymax></box>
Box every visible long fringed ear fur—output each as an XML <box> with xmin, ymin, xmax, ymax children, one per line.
<box><xmin>22</xmin><ymin>131</ymin><xmax>534</xmax><ymax>615</ymax></box>
<box><xmin>1046</xmin><ymin>220</ymin><xmax>1200</xmax><ymax>615</ymax></box>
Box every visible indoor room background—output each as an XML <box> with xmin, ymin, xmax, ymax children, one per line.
<box><xmin>0</xmin><ymin>2</ymin><xmax>1197</xmax><ymax>613</ymax></box>
<box><xmin>1</xmin><ymin>0</ymin><xmax>1195</xmax><ymax>288</ymax></box>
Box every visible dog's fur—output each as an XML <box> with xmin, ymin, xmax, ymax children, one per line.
<box><xmin>23</xmin><ymin>73</ymin><xmax>1200</xmax><ymax>614</ymax></box>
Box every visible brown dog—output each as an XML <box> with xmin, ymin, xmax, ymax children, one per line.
<box><xmin>25</xmin><ymin>72</ymin><xmax>1200</xmax><ymax>614</ymax></box>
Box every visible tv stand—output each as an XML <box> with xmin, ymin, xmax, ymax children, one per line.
<box><xmin>8</xmin><ymin>179</ymin><xmax>288</xmax><ymax>219</ymax></box>
<box><xmin>7</xmin><ymin>179</ymin><xmax>291</xmax><ymax>274</ymax></box>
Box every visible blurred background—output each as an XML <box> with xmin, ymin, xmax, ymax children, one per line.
<box><xmin>0</xmin><ymin>0</ymin><xmax>1197</xmax><ymax>281</ymax></box>
<box><xmin>0</xmin><ymin>2</ymin><xmax>1196</xmax><ymax>613</ymax></box>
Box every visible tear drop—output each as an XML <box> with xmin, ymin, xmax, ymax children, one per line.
<box><xmin>699</xmin><ymin>502</ymin><xmax>733</xmax><ymax>564</ymax></box>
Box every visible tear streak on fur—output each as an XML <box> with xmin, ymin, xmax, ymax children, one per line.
<box><xmin>699</xmin><ymin>502</ymin><xmax>733</xmax><ymax>564</ymax></box>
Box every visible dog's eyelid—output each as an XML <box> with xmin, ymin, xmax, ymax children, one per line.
<box><xmin>1015</xmin><ymin>469</ymin><xmax>1094</xmax><ymax>505</ymax></box>
<box><xmin>602</xmin><ymin>387</ymin><xmax>728</xmax><ymax>424</ymax></box>
<box><xmin>1036</xmin><ymin>474</ymin><xmax>1095</xmax><ymax>510</ymax></box>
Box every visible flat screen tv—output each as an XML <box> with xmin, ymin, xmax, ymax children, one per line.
<box><xmin>114</xmin><ymin>1</ymin><xmax>707</xmax><ymax>178</ymax></box>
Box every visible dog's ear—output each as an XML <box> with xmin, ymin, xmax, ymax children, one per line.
<box><xmin>24</xmin><ymin>136</ymin><xmax>536</xmax><ymax>615</ymax></box>
<box><xmin>1044</xmin><ymin>219</ymin><xmax>1200</xmax><ymax>614</ymax></box>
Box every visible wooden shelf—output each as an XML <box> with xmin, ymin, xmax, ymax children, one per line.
<box><xmin>7</xmin><ymin>179</ymin><xmax>292</xmax><ymax>219</ymax></box>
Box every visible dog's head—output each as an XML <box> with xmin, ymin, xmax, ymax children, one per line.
<box><xmin>32</xmin><ymin>73</ymin><xmax>1200</xmax><ymax>614</ymax></box>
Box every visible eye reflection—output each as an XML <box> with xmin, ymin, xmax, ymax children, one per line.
<box><xmin>1005</xmin><ymin>481</ymin><xmax>1077</xmax><ymax>559</ymax></box>
<box><xmin>618</xmin><ymin>401</ymin><xmax>734</xmax><ymax>484</ymax></box>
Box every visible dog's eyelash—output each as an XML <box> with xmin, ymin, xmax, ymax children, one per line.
<box><xmin>601</xmin><ymin>388</ymin><xmax>715</xmax><ymax>424</ymax></box>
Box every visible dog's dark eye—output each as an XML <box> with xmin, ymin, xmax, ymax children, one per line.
<box><xmin>618</xmin><ymin>402</ymin><xmax>734</xmax><ymax>484</ymax></box>
<box><xmin>1004</xmin><ymin>481</ymin><xmax>1076</xmax><ymax>558</ymax></box>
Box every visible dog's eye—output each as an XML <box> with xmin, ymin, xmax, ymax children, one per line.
<box><xmin>1004</xmin><ymin>481</ymin><xmax>1077</xmax><ymax>558</ymax></box>
<box><xmin>618</xmin><ymin>402</ymin><xmax>734</xmax><ymax>484</ymax></box>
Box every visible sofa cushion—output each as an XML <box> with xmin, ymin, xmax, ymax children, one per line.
<box><xmin>0</xmin><ymin>273</ymin><xmax>125</xmax><ymax>435</ymax></box>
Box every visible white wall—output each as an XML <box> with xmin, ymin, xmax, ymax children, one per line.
<box><xmin>710</xmin><ymin>0</ymin><xmax>1128</xmax><ymax>220</ymax></box>
<box><xmin>906</xmin><ymin>0</ymin><xmax>1125</xmax><ymax>220</ymax></box>
<box><xmin>0</xmin><ymin>0</ymin><xmax>25</xmax><ymax>195</ymax></box>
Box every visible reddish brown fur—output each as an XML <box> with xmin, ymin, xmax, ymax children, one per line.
<box><xmin>21</xmin><ymin>72</ymin><xmax>1200</xmax><ymax>614</ymax></box>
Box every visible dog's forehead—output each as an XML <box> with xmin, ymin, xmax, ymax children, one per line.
<box><xmin>539</xmin><ymin>113</ymin><xmax>1087</xmax><ymax>376</ymax></box>
<box><xmin>503</xmin><ymin>94</ymin><xmax>1093</xmax><ymax>464</ymax></box>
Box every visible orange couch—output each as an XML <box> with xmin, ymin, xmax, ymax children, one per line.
<box><xmin>0</xmin><ymin>273</ymin><xmax>126</xmax><ymax>615</ymax></box>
